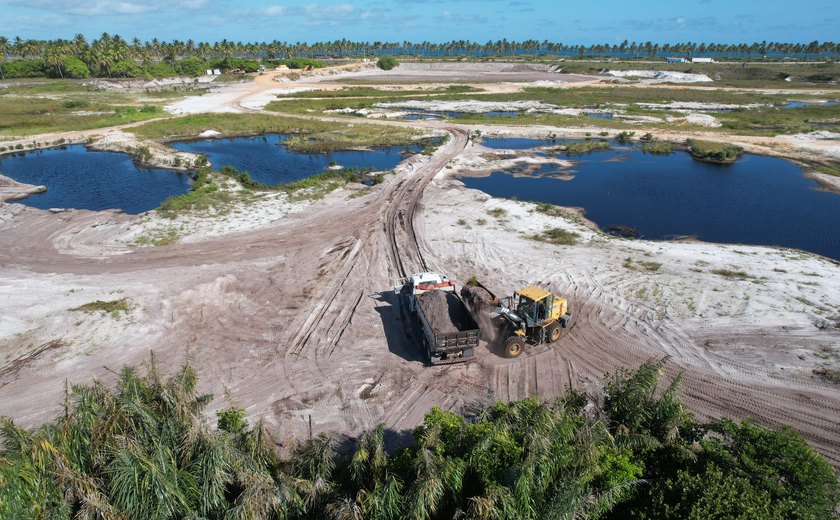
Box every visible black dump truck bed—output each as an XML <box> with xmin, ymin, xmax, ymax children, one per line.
<box><xmin>416</xmin><ymin>290</ymin><xmax>478</xmax><ymax>334</ymax></box>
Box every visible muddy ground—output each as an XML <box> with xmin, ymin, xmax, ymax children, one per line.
<box><xmin>1</xmin><ymin>63</ymin><xmax>839</xmax><ymax>465</ymax></box>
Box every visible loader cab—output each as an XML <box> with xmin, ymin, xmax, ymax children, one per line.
<box><xmin>514</xmin><ymin>285</ymin><xmax>567</xmax><ymax>327</ymax></box>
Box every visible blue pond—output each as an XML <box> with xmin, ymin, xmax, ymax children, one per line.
<box><xmin>1</xmin><ymin>135</ymin><xmax>418</xmax><ymax>214</ymax></box>
<box><xmin>0</xmin><ymin>146</ymin><xmax>192</xmax><ymax>214</ymax></box>
<box><xmin>171</xmin><ymin>134</ymin><xmax>416</xmax><ymax>186</ymax></box>
<box><xmin>782</xmin><ymin>101</ymin><xmax>839</xmax><ymax>109</ymax></box>
<box><xmin>462</xmin><ymin>140</ymin><xmax>840</xmax><ymax>260</ymax></box>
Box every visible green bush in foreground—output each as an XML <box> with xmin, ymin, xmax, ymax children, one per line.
<box><xmin>0</xmin><ymin>359</ymin><xmax>836</xmax><ymax>519</ymax></box>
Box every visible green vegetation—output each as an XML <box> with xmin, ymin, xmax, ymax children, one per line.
<box><xmin>813</xmin><ymin>367</ymin><xmax>840</xmax><ymax>384</ymax></box>
<box><xmin>687</xmin><ymin>139</ymin><xmax>744</xmax><ymax>163</ymax></box>
<box><xmin>132</xmin><ymin>113</ymin><xmax>421</xmax><ymax>153</ymax></box>
<box><xmin>711</xmin><ymin>268</ymin><xmax>752</xmax><ymax>280</ymax></box>
<box><xmin>157</xmin><ymin>166</ymin><xmax>265</xmax><ymax>218</ymax></box>
<box><xmin>0</xmin><ymin>84</ymin><xmax>166</xmax><ymax>136</ymax></box>
<box><xmin>640</xmin><ymin>137</ymin><xmax>673</xmax><ymax>155</ymax></box>
<box><xmin>624</xmin><ymin>257</ymin><xmax>663</xmax><ymax>272</ymax></box>
<box><xmin>531</xmin><ymin>227</ymin><xmax>580</xmax><ymax>245</ymax></box>
<box><xmin>270</xmin><ymin>57</ymin><xmax>325</xmax><ymax>69</ymax></box>
<box><xmin>1</xmin><ymin>358</ymin><xmax>836</xmax><ymax>519</ymax></box>
<box><xmin>71</xmin><ymin>298</ymin><xmax>133</xmax><ymax>318</ymax></box>
<box><xmin>550</xmin><ymin>140</ymin><xmax>610</xmax><ymax>155</ymax></box>
<box><xmin>486</xmin><ymin>207</ymin><xmax>507</xmax><ymax>218</ymax></box>
<box><xmin>376</xmin><ymin>56</ymin><xmax>399</xmax><ymax>70</ymax></box>
<box><xmin>132</xmin><ymin>227</ymin><xmax>180</xmax><ymax>247</ymax></box>
<box><xmin>616</xmin><ymin>130</ymin><xmax>636</xmax><ymax>142</ymax></box>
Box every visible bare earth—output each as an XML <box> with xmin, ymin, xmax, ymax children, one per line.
<box><xmin>1</xmin><ymin>63</ymin><xmax>839</xmax><ymax>466</ymax></box>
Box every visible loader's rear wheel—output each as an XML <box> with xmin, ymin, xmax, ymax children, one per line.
<box><xmin>504</xmin><ymin>336</ymin><xmax>526</xmax><ymax>358</ymax></box>
<box><xmin>548</xmin><ymin>322</ymin><xmax>563</xmax><ymax>343</ymax></box>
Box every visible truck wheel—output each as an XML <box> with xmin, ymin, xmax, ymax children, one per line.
<box><xmin>548</xmin><ymin>322</ymin><xmax>563</xmax><ymax>343</ymax></box>
<box><xmin>504</xmin><ymin>336</ymin><xmax>525</xmax><ymax>358</ymax></box>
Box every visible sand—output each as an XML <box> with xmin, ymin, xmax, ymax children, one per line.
<box><xmin>1</xmin><ymin>61</ymin><xmax>839</xmax><ymax>468</ymax></box>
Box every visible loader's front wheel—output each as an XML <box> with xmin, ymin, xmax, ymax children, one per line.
<box><xmin>548</xmin><ymin>322</ymin><xmax>563</xmax><ymax>343</ymax></box>
<box><xmin>504</xmin><ymin>336</ymin><xmax>526</xmax><ymax>358</ymax></box>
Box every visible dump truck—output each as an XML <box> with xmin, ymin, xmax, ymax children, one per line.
<box><xmin>395</xmin><ymin>272</ymin><xmax>480</xmax><ymax>365</ymax></box>
<box><xmin>462</xmin><ymin>281</ymin><xmax>572</xmax><ymax>358</ymax></box>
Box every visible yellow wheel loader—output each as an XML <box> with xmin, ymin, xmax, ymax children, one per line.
<box><xmin>466</xmin><ymin>282</ymin><xmax>572</xmax><ymax>359</ymax></box>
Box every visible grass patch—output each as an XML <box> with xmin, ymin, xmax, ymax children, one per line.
<box><xmin>486</xmin><ymin>207</ymin><xmax>507</xmax><ymax>218</ymax></box>
<box><xmin>531</xmin><ymin>227</ymin><xmax>580</xmax><ymax>245</ymax></box>
<box><xmin>157</xmin><ymin>166</ymin><xmax>266</xmax><ymax>218</ymax></box>
<box><xmin>133</xmin><ymin>227</ymin><xmax>180</xmax><ymax>247</ymax></box>
<box><xmin>133</xmin><ymin>113</ymin><xmax>422</xmax><ymax>153</ymax></box>
<box><xmin>813</xmin><ymin>367</ymin><xmax>840</xmax><ymax>384</ymax></box>
<box><xmin>624</xmin><ymin>257</ymin><xmax>663</xmax><ymax>272</ymax></box>
<box><xmin>641</xmin><ymin>140</ymin><xmax>673</xmax><ymax>155</ymax></box>
<box><xmin>711</xmin><ymin>268</ymin><xmax>751</xmax><ymax>280</ymax></box>
<box><xmin>812</xmin><ymin>162</ymin><xmax>840</xmax><ymax>177</ymax></box>
<box><xmin>72</xmin><ymin>298</ymin><xmax>133</xmax><ymax>318</ymax></box>
<box><xmin>687</xmin><ymin>139</ymin><xmax>744</xmax><ymax>163</ymax></box>
<box><xmin>549</xmin><ymin>140</ymin><xmax>610</xmax><ymax>155</ymax></box>
<box><xmin>0</xmin><ymin>95</ymin><xmax>163</xmax><ymax>137</ymax></box>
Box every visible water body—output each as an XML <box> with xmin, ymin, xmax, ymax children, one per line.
<box><xmin>461</xmin><ymin>141</ymin><xmax>840</xmax><ymax>260</ymax></box>
<box><xmin>172</xmin><ymin>134</ymin><xmax>416</xmax><ymax>186</ymax></box>
<box><xmin>481</xmin><ymin>137</ymin><xmax>555</xmax><ymax>150</ymax></box>
<box><xmin>0</xmin><ymin>145</ymin><xmax>192</xmax><ymax>214</ymax></box>
<box><xmin>782</xmin><ymin>101</ymin><xmax>839</xmax><ymax>109</ymax></box>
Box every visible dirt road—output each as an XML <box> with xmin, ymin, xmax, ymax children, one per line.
<box><xmin>1</xmin><ymin>63</ymin><xmax>839</xmax><ymax>465</ymax></box>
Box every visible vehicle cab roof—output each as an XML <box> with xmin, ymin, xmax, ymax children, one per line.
<box><xmin>516</xmin><ymin>285</ymin><xmax>551</xmax><ymax>301</ymax></box>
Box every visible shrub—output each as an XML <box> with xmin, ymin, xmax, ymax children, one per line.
<box><xmin>216</xmin><ymin>407</ymin><xmax>248</xmax><ymax>434</ymax></box>
<box><xmin>111</xmin><ymin>60</ymin><xmax>147</xmax><ymax>78</ymax></box>
<box><xmin>61</xmin><ymin>56</ymin><xmax>91</xmax><ymax>78</ymax></box>
<box><xmin>275</xmin><ymin>57</ymin><xmax>326</xmax><ymax>69</ymax></box>
<box><xmin>175</xmin><ymin>57</ymin><xmax>208</xmax><ymax>77</ymax></box>
<box><xmin>687</xmin><ymin>139</ymin><xmax>743</xmax><ymax>164</ymax></box>
<box><xmin>376</xmin><ymin>56</ymin><xmax>399</xmax><ymax>70</ymax></box>
<box><xmin>1</xmin><ymin>59</ymin><xmax>48</xmax><ymax>78</ymax></box>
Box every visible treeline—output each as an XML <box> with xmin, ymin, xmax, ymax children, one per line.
<box><xmin>0</xmin><ymin>34</ymin><xmax>838</xmax><ymax>80</ymax></box>
<box><xmin>1</xmin><ymin>358</ymin><xmax>837</xmax><ymax>519</ymax></box>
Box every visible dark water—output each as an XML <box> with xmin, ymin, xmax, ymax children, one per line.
<box><xmin>585</xmin><ymin>113</ymin><xmax>614</xmax><ymax>119</ymax></box>
<box><xmin>783</xmin><ymin>101</ymin><xmax>839</xmax><ymax>109</ymax></box>
<box><xmin>461</xmin><ymin>141</ymin><xmax>840</xmax><ymax>260</ymax></box>
<box><xmin>0</xmin><ymin>146</ymin><xmax>192</xmax><ymax>214</ymax></box>
<box><xmin>171</xmin><ymin>134</ymin><xmax>416</xmax><ymax>186</ymax></box>
<box><xmin>481</xmin><ymin>137</ymin><xmax>556</xmax><ymax>150</ymax></box>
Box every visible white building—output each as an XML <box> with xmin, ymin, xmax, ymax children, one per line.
<box><xmin>691</xmin><ymin>57</ymin><xmax>715</xmax><ymax>63</ymax></box>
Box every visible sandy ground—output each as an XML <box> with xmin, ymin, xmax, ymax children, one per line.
<box><xmin>321</xmin><ymin>62</ymin><xmax>596</xmax><ymax>84</ymax></box>
<box><xmin>2</xmin><ymin>62</ymin><xmax>840</xmax><ymax>466</ymax></box>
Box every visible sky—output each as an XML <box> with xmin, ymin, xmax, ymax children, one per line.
<box><xmin>0</xmin><ymin>0</ymin><xmax>837</xmax><ymax>44</ymax></box>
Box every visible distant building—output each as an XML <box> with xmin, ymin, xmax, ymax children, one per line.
<box><xmin>665</xmin><ymin>57</ymin><xmax>688</xmax><ymax>63</ymax></box>
<box><xmin>691</xmin><ymin>57</ymin><xmax>714</xmax><ymax>63</ymax></box>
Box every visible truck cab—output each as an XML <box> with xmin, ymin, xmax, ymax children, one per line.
<box><xmin>395</xmin><ymin>272</ymin><xmax>455</xmax><ymax>314</ymax></box>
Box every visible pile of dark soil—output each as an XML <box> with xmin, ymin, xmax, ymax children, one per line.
<box><xmin>460</xmin><ymin>284</ymin><xmax>495</xmax><ymax>312</ymax></box>
<box><xmin>417</xmin><ymin>290</ymin><xmax>475</xmax><ymax>334</ymax></box>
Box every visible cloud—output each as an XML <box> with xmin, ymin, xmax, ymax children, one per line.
<box><xmin>438</xmin><ymin>10</ymin><xmax>487</xmax><ymax>23</ymax></box>
<box><xmin>8</xmin><ymin>0</ymin><xmax>207</xmax><ymax>16</ymax></box>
